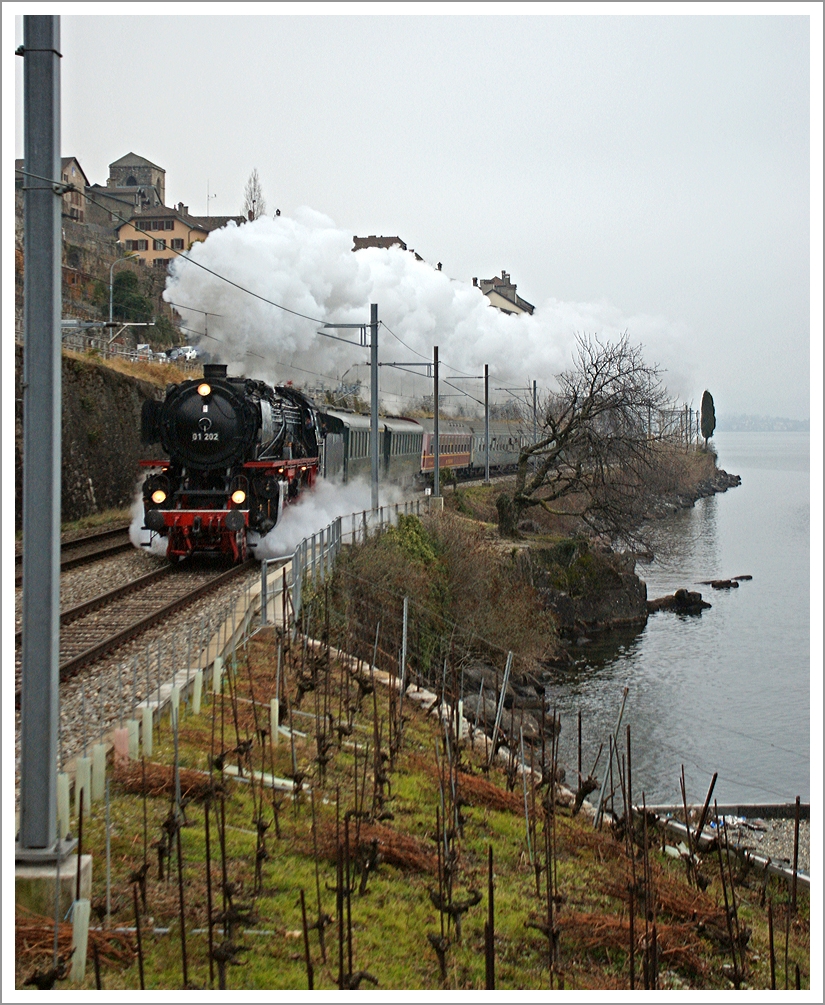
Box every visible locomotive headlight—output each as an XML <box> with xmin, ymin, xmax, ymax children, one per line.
<box><xmin>151</xmin><ymin>489</ymin><xmax>167</xmax><ymax>504</ymax></box>
<box><xmin>197</xmin><ymin>383</ymin><xmax>211</xmax><ymax>397</ymax></box>
<box><xmin>231</xmin><ymin>489</ymin><xmax>247</xmax><ymax>505</ymax></box>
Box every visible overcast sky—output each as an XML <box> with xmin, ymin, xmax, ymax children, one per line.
<box><xmin>10</xmin><ymin>5</ymin><xmax>821</xmax><ymax>420</ymax></box>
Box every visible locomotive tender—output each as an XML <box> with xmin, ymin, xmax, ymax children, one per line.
<box><xmin>139</xmin><ymin>362</ymin><xmax>534</xmax><ymax>562</ymax></box>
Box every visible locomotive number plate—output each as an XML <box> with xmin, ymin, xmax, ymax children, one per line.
<box><xmin>192</xmin><ymin>432</ymin><xmax>219</xmax><ymax>441</ymax></box>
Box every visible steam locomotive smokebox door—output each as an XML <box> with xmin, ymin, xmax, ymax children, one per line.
<box><xmin>162</xmin><ymin>376</ymin><xmax>256</xmax><ymax>470</ymax></box>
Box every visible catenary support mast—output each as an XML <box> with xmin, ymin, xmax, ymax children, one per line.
<box><xmin>18</xmin><ymin>14</ymin><xmax>63</xmax><ymax>857</ymax></box>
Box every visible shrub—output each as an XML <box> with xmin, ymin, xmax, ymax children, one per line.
<box><xmin>320</xmin><ymin>513</ymin><xmax>561</xmax><ymax>683</ymax></box>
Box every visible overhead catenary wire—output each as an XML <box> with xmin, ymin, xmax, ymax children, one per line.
<box><xmin>79</xmin><ymin>183</ymin><xmax>335</xmax><ymax>328</ymax></box>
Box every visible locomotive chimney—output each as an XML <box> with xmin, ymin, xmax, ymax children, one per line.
<box><xmin>203</xmin><ymin>363</ymin><xmax>228</xmax><ymax>379</ymax></box>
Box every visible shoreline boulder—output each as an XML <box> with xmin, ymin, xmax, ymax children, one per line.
<box><xmin>647</xmin><ymin>588</ymin><xmax>711</xmax><ymax>615</ymax></box>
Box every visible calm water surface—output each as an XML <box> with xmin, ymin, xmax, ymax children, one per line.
<box><xmin>544</xmin><ymin>431</ymin><xmax>810</xmax><ymax>806</ymax></box>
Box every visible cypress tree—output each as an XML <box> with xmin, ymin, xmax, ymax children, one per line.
<box><xmin>700</xmin><ymin>390</ymin><xmax>716</xmax><ymax>446</ymax></box>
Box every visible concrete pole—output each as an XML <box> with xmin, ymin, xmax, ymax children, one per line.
<box><xmin>433</xmin><ymin>345</ymin><xmax>440</xmax><ymax>497</ymax></box>
<box><xmin>532</xmin><ymin>379</ymin><xmax>537</xmax><ymax>470</ymax></box>
<box><xmin>484</xmin><ymin>364</ymin><xmax>490</xmax><ymax>484</ymax></box>
<box><xmin>18</xmin><ymin>14</ymin><xmax>63</xmax><ymax>857</ymax></box>
<box><xmin>532</xmin><ymin>380</ymin><xmax>537</xmax><ymax>444</ymax></box>
<box><xmin>370</xmin><ymin>303</ymin><xmax>379</xmax><ymax>511</ymax></box>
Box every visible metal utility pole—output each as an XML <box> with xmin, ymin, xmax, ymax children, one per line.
<box><xmin>433</xmin><ymin>345</ymin><xmax>440</xmax><ymax>497</ymax></box>
<box><xmin>18</xmin><ymin>14</ymin><xmax>65</xmax><ymax>858</ymax></box>
<box><xmin>370</xmin><ymin>303</ymin><xmax>379</xmax><ymax>511</ymax></box>
<box><xmin>484</xmin><ymin>364</ymin><xmax>490</xmax><ymax>484</ymax></box>
<box><xmin>532</xmin><ymin>380</ymin><xmax>537</xmax><ymax>447</ymax></box>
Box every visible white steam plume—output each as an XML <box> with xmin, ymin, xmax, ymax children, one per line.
<box><xmin>163</xmin><ymin>210</ymin><xmax>693</xmax><ymax>403</ymax></box>
<box><xmin>250</xmin><ymin>476</ymin><xmax>407</xmax><ymax>561</ymax></box>
<box><xmin>129</xmin><ymin>480</ymin><xmax>168</xmax><ymax>558</ymax></box>
<box><xmin>129</xmin><ymin>466</ymin><xmax>407</xmax><ymax>564</ymax></box>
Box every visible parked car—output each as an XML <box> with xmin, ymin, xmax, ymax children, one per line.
<box><xmin>181</xmin><ymin>346</ymin><xmax>199</xmax><ymax>361</ymax></box>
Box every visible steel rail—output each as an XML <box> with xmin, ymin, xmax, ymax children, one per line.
<box><xmin>56</xmin><ymin>560</ymin><xmax>254</xmax><ymax>681</ymax></box>
<box><xmin>14</xmin><ymin>565</ymin><xmax>174</xmax><ymax>647</ymax></box>
<box><xmin>15</xmin><ymin>523</ymin><xmax>133</xmax><ymax>585</ymax></box>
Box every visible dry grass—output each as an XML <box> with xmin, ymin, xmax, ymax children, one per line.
<box><xmin>63</xmin><ymin>349</ymin><xmax>193</xmax><ymax>388</ymax></box>
<box><xmin>113</xmin><ymin>759</ymin><xmax>222</xmax><ymax>804</ymax></box>
<box><xmin>310</xmin><ymin>819</ymin><xmax>438</xmax><ymax>874</ymax></box>
<box><xmin>16</xmin><ymin>907</ymin><xmax>136</xmax><ymax>984</ymax></box>
<box><xmin>328</xmin><ymin>512</ymin><xmax>564</xmax><ymax>674</ymax></box>
<box><xmin>645</xmin><ymin>442</ymin><xmax>718</xmax><ymax>497</ymax></box>
<box><xmin>557</xmin><ymin>911</ymin><xmax>710</xmax><ymax>979</ymax></box>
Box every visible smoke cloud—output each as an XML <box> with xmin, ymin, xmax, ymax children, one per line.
<box><xmin>250</xmin><ymin>477</ymin><xmax>406</xmax><ymax>560</ymax></box>
<box><xmin>130</xmin><ymin>473</ymin><xmax>387</xmax><ymax>562</ymax></box>
<box><xmin>129</xmin><ymin>481</ymin><xmax>168</xmax><ymax>558</ymax></box>
<box><xmin>163</xmin><ymin>210</ymin><xmax>693</xmax><ymax>404</ymax></box>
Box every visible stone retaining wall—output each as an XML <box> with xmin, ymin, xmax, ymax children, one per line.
<box><xmin>15</xmin><ymin>345</ymin><xmax>162</xmax><ymax>527</ymax></box>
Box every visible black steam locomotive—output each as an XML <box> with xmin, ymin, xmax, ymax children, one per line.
<box><xmin>140</xmin><ymin>363</ymin><xmax>322</xmax><ymax>561</ymax></box>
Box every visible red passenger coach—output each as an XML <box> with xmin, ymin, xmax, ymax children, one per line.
<box><xmin>419</xmin><ymin>424</ymin><xmax>472</xmax><ymax>476</ymax></box>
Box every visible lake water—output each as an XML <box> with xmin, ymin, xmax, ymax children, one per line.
<box><xmin>544</xmin><ymin>431</ymin><xmax>811</xmax><ymax>808</ymax></box>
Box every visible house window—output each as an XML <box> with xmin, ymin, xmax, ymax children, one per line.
<box><xmin>154</xmin><ymin>258</ymin><xmax>168</xmax><ymax>269</ymax></box>
<box><xmin>153</xmin><ymin>239</ymin><xmax>166</xmax><ymax>251</ymax></box>
<box><xmin>171</xmin><ymin>238</ymin><xmax>184</xmax><ymax>250</ymax></box>
<box><xmin>165</xmin><ymin>220</ymin><xmax>174</xmax><ymax>230</ymax></box>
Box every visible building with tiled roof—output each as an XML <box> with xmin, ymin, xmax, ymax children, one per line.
<box><xmin>475</xmin><ymin>271</ymin><xmax>534</xmax><ymax>315</ymax></box>
<box><xmin>116</xmin><ymin>203</ymin><xmax>247</xmax><ymax>270</ymax></box>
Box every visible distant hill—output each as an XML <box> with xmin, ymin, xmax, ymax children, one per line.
<box><xmin>717</xmin><ymin>414</ymin><xmax>810</xmax><ymax>432</ymax></box>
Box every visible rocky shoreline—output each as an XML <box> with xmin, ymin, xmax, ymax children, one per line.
<box><xmin>722</xmin><ymin>816</ymin><xmax>810</xmax><ymax>875</ymax></box>
<box><xmin>529</xmin><ymin>464</ymin><xmax>742</xmax><ymax>640</ymax></box>
<box><xmin>646</xmin><ymin>466</ymin><xmax>741</xmax><ymax>519</ymax></box>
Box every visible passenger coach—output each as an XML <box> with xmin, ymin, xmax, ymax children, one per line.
<box><xmin>322</xmin><ymin>409</ymin><xmax>423</xmax><ymax>486</ymax></box>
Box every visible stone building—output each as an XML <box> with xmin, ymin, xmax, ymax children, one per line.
<box><xmin>85</xmin><ymin>152</ymin><xmax>166</xmax><ymax>228</ymax></box>
<box><xmin>15</xmin><ymin>156</ymin><xmax>90</xmax><ymax>223</ymax></box>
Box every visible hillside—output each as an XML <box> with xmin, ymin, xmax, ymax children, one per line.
<box><xmin>16</xmin><ymin>608</ymin><xmax>809</xmax><ymax>991</ymax></box>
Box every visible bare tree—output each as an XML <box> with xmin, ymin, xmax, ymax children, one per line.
<box><xmin>242</xmin><ymin>168</ymin><xmax>266</xmax><ymax>220</ymax></box>
<box><xmin>496</xmin><ymin>334</ymin><xmax>667</xmax><ymax>541</ymax></box>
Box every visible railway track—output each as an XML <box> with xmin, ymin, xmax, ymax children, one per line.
<box><xmin>15</xmin><ymin>524</ymin><xmax>134</xmax><ymax>586</ymax></box>
<box><xmin>15</xmin><ymin>560</ymin><xmax>254</xmax><ymax>700</ymax></box>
